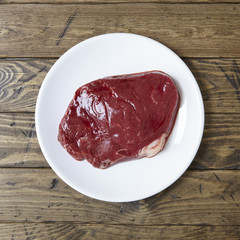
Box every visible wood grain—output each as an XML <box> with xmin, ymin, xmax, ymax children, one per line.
<box><xmin>0</xmin><ymin>60</ymin><xmax>52</xmax><ymax>112</ymax></box>
<box><xmin>0</xmin><ymin>169</ymin><xmax>239</xmax><ymax>224</ymax></box>
<box><xmin>0</xmin><ymin>224</ymin><xmax>239</xmax><ymax>240</ymax></box>
<box><xmin>0</xmin><ymin>112</ymin><xmax>239</xmax><ymax>169</ymax></box>
<box><xmin>1</xmin><ymin>0</ymin><xmax>240</xmax><ymax>3</ymax></box>
<box><xmin>0</xmin><ymin>4</ymin><xmax>239</xmax><ymax>57</ymax></box>
<box><xmin>0</xmin><ymin>113</ymin><xmax>46</xmax><ymax>167</ymax></box>
<box><xmin>185</xmin><ymin>59</ymin><xmax>240</xmax><ymax>114</ymax></box>
<box><xmin>193</xmin><ymin>112</ymin><xmax>240</xmax><ymax>170</ymax></box>
<box><xmin>1</xmin><ymin>59</ymin><xmax>240</xmax><ymax>113</ymax></box>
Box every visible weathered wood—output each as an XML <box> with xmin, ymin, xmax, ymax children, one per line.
<box><xmin>0</xmin><ymin>223</ymin><xmax>239</xmax><ymax>240</ymax></box>
<box><xmin>0</xmin><ymin>59</ymin><xmax>240</xmax><ymax>113</ymax></box>
<box><xmin>0</xmin><ymin>60</ymin><xmax>52</xmax><ymax>112</ymax></box>
<box><xmin>0</xmin><ymin>112</ymin><xmax>240</xmax><ymax>169</ymax></box>
<box><xmin>185</xmin><ymin>59</ymin><xmax>240</xmax><ymax>114</ymax></box>
<box><xmin>1</xmin><ymin>0</ymin><xmax>240</xmax><ymax>3</ymax></box>
<box><xmin>185</xmin><ymin>59</ymin><xmax>240</xmax><ymax>169</ymax></box>
<box><xmin>0</xmin><ymin>113</ymin><xmax>47</xmax><ymax>167</ymax></box>
<box><xmin>193</xmin><ymin>112</ymin><xmax>240</xmax><ymax>170</ymax></box>
<box><xmin>0</xmin><ymin>169</ymin><xmax>239</xmax><ymax>224</ymax></box>
<box><xmin>0</xmin><ymin>4</ymin><xmax>239</xmax><ymax>57</ymax></box>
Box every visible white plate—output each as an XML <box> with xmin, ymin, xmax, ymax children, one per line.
<box><xmin>36</xmin><ymin>33</ymin><xmax>204</xmax><ymax>202</ymax></box>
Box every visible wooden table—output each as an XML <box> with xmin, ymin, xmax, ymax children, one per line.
<box><xmin>0</xmin><ymin>0</ymin><xmax>239</xmax><ymax>239</ymax></box>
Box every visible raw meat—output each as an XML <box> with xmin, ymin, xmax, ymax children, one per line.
<box><xmin>58</xmin><ymin>71</ymin><xmax>180</xmax><ymax>169</ymax></box>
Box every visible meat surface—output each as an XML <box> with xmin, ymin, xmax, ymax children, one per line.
<box><xmin>58</xmin><ymin>71</ymin><xmax>180</xmax><ymax>169</ymax></box>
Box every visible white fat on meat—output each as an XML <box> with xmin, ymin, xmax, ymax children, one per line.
<box><xmin>99</xmin><ymin>159</ymin><xmax>112</xmax><ymax>169</ymax></box>
<box><xmin>138</xmin><ymin>133</ymin><xmax>167</xmax><ymax>158</ymax></box>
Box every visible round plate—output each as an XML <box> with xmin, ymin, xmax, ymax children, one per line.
<box><xmin>36</xmin><ymin>33</ymin><xmax>204</xmax><ymax>202</ymax></box>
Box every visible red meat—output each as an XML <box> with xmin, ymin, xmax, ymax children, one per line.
<box><xmin>58</xmin><ymin>71</ymin><xmax>180</xmax><ymax>169</ymax></box>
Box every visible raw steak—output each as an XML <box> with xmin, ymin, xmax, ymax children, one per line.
<box><xmin>58</xmin><ymin>71</ymin><xmax>180</xmax><ymax>169</ymax></box>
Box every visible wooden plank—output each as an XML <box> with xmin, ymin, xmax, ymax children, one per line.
<box><xmin>1</xmin><ymin>0</ymin><xmax>240</xmax><ymax>3</ymax></box>
<box><xmin>0</xmin><ymin>60</ymin><xmax>52</xmax><ymax>113</ymax></box>
<box><xmin>185</xmin><ymin>59</ymin><xmax>240</xmax><ymax>114</ymax></box>
<box><xmin>0</xmin><ymin>224</ymin><xmax>239</xmax><ymax>240</ymax></box>
<box><xmin>0</xmin><ymin>112</ymin><xmax>240</xmax><ymax>169</ymax></box>
<box><xmin>0</xmin><ymin>59</ymin><xmax>240</xmax><ymax>113</ymax></box>
<box><xmin>0</xmin><ymin>4</ymin><xmax>239</xmax><ymax>57</ymax></box>
<box><xmin>0</xmin><ymin>169</ymin><xmax>239</xmax><ymax>224</ymax></box>
<box><xmin>0</xmin><ymin>113</ymin><xmax>47</xmax><ymax>167</ymax></box>
<box><xmin>193</xmin><ymin>112</ymin><xmax>240</xmax><ymax>170</ymax></box>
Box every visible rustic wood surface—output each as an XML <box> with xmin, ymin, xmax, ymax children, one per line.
<box><xmin>0</xmin><ymin>0</ymin><xmax>239</xmax><ymax>239</ymax></box>
<box><xmin>0</xmin><ymin>4</ymin><xmax>239</xmax><ymax>58</ymax></box>
<box><xmin>2</xmin><ymin>0</ymin><xmax>240</xmax><ymax>3</ymax></box>
<box><xmin>0</xmin><ymin>224</ymin><xmax>240</xmax><ymax>240</ymax></box>
<box><xmin>0</xmin><ymin>169</ymin><xmax>239</xmax><ymax>224</ymax></box>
